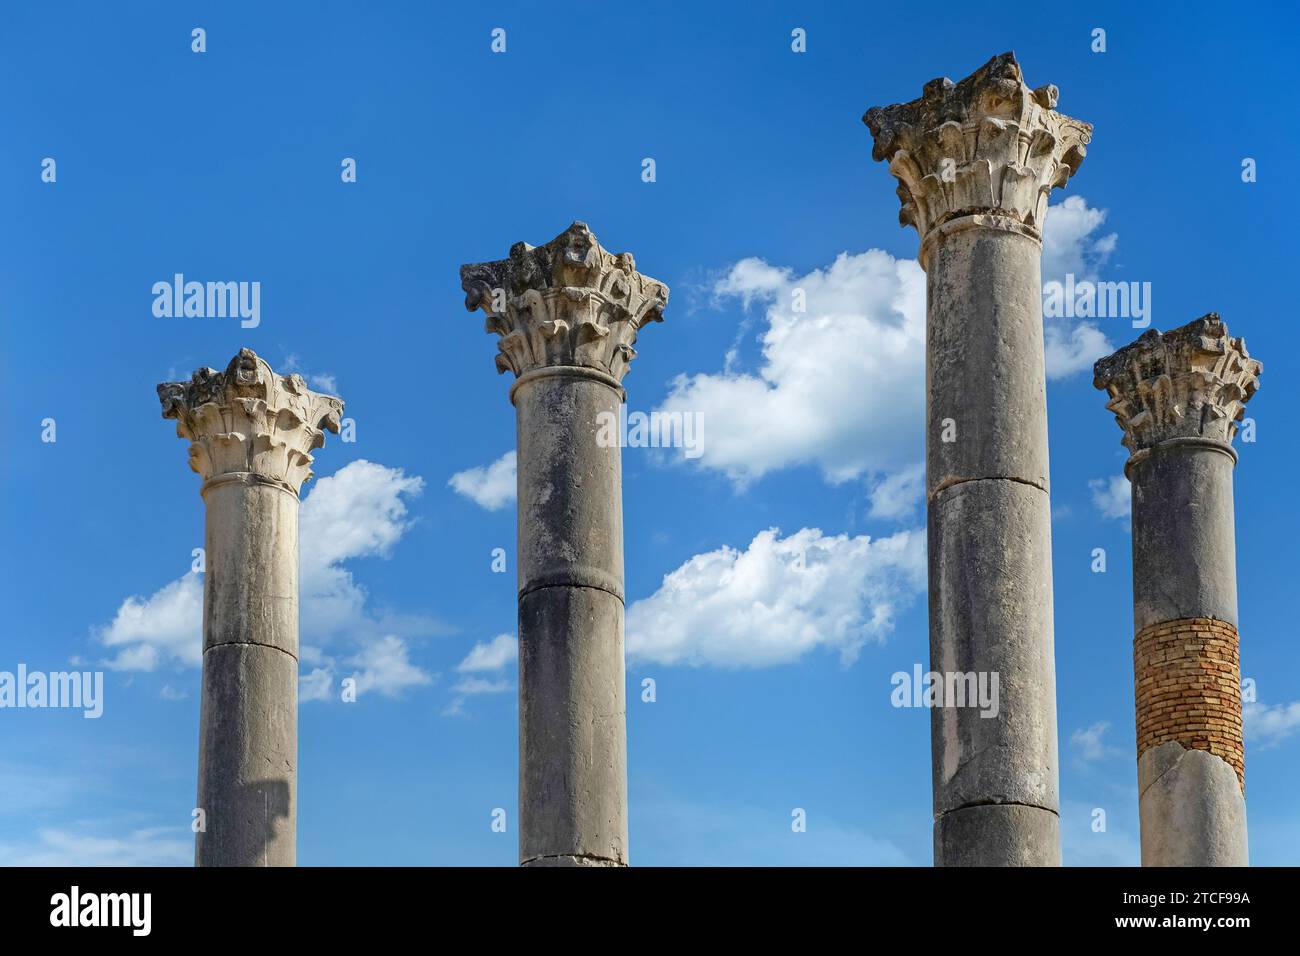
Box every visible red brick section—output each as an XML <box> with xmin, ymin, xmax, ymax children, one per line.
<box><xmin>1133</xmin><ymin>617</ymin><xmax>1244</xmax><ymax>792</ymax></box>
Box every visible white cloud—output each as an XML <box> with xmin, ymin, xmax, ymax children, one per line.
<box><xmin>659</xmin><ymin>197</ymin><xmax>1119</xmax><ymax>505</ymax></box>
<box><xmin>299</xmin><ymin>460</ymin><xmax>426</xmax><ymax>644</ymax></box>
<box><xmin>0</xmin><ymin>827</ymin><xmax>191</xmax><ymax>867</ymax></box>
<box><xmin>1244</xmin><ymin>700</ymin><xmax>1300</xmax><ymax>749</ymax></box>
<box><xmin>345</xmin><ymin>635</ymin><xmax>434</xmax><ymax>699</ymax></box>
<box><xmin>444</xmin><ymin>635</ymin><xmax>517</xmax><ymax>716</ymax></box>
<box><xmin>1041</xmin><ymin>196</ymin><xmax>1117</xmax><ymax>281</ymax></box>
<box><xmin>867</xmin><ymin>462</ymin><xmax>925</xmax><ymax>521</ymax></box>
<box><xmin>1041</xmin><ymin>195</ymin><xmax>1118</xmax><ymax>379</ymax></box>
<box><xmin>98</xmin><ymin>573</ymin><xmax>202</xmax><ymax>671</ymax></box>
<box><xmin>95</xmin><ymin>460</ymin><xmax>430</xmax><ymax>682</ymax></box>
<box><xmin>1046</xmin><ymin>321</ymin><xmax>1112</xmax><ymax>380</ymax></box>
<box><xmin>660</xmin><ymin>249</ymin><xmax>925</xmax><ymax>488</ymax></box>
<box><xmin>448</xmin><ymin>451</ymin><xmax>516</xmax><ymax>511</ymax></box>
<box><xmin>1089</xmin><ymin>475</ymin><xmax>1131</xmax><ymax>521</ymax></box>
<box><xmin>457</xmin><ymin>634</ymin><xmax>517</xmax><ymax>673</ymax></box>
<box><xmin>626</xmin><ymin>527</ymin><xmax>925</xmax><ymax>668</ymax></box>
<box><xmin>299</xmin><ymin>667</ymin><xmax>334</xmax><ymax>703</ymax></box>
<box><xmin>1070</xmin><ymin>720</ymin><xmax>1115</xmax><ymax>762</ymax></box>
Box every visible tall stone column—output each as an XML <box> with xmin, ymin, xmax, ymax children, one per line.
<box><xmin>460</xmin><ymin>222</ymin><xmax>668</xmax><ymax>867</ymax></box>
<box><xmin>865</xmin><ymin>53</ymin><xmax>1092</xmax><ymax>866</ymax></box>
<box><xmin>1094</xmin><ymin>315</ymin><xmax>1260</xmax><ymax>866</ymax></box>
<box><xmin>157</xmin><ymin>349</ymin><xmax>343</xmax><ymax>867</ymax></box>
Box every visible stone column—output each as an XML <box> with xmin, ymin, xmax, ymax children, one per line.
<box><xmin>865</xmin><ymin>53</ymin><xmax>1092</xmax><ymax>866</ymax></box>
<box><xmin>460</xmin><ymin>222</ymin><xmax>667</xmax><ymax>867</ymax></box>
<box><xmin>157</xmin><ymin>349</ymin><xmax>343</xmax><ymax>867</ymax></box>
<box><xmin>1094</xmin><ymin>315</ymin><xmax>1260</xmax><ymax>866</ymax></box>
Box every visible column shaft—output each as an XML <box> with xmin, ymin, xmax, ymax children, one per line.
<box><xmin>158</xmin><ymin>348</ymin><xmax>343</xmax><ymax>868</ymax></box>
<box><xmin>1095</xmin><ymin>315</ymin><xmax>1260</xmax><ymax>867</ymax></box>
<box><xmin>514</xmin><ymin>370</ymin><xmax>628</xmax><ymax>867</ymax></box>
<box><xmin>196</xmin><ymin>477</ymin><xmax>300</xmax><ymax>867</ymax></box>
<box><xmin>926</xmin><ymin>222</ymin><xmax>1060</xmax><ymax>866</ymax></box>
<box><xmin>1131</xmin><ymin>443</ymin><xmax>1246</xmax><ymax>866</ymax></box>
<box><xmin>461</xmin><ymin>221</ymin><xmax>668</xmax><ymax>869</ymax></box>
<box><xmin>866</xmin><ymin>53</ymin><xmax>1090</xmax><ymax>866</ymax></box>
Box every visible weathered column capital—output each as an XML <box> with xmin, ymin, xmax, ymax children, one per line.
<box><xmin>863</xmin><ymin>51</ymin><xmax>1091</xmax><ymax>263</ymax></box>
<box><xmin>1093</xmin><ymin>315</ymin><xmax>1262</xmax><ymax>460</ymax></box>
<box><xmin>460</xmin><ymin>221</ymin><xmax>669</xmax><ymax>384</ymax></box>
<box><xmin>157</xmin><ymin>348</ymin><xmax>344</xmax><ymax>494</ymax></box>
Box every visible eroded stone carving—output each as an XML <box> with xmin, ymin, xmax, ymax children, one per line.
<box><xmin>158</xmin><ymin>348</ymin><xmax>343</xmax><ymax>492</ymax></box>
<box><xmin>1094</xmin><ymin>315</ymin><xmax>1262</xmax><ymax>453</ymax></box>
<box><xmin>460</xmin><ymin>221</ymin><xmax>669</xmax><ymax>381</ymax></box>
<box><xmin>863</xmin><ymin>51</ymin><xmax>1091</xmax><ymax>243</ymax></box>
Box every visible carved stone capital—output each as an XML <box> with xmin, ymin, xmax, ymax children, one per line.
<box><xmin>863</xmin><ymin>52</ymin><xmax>1092</xmax><ymax>252</ymax></box>
<box><xmin>1094</xmin><ymin>315</ymin><xmax>1262</xmax><ymax>455</ymax></box>
<box><xmin>158</xmin><ymin>349</ymin><xmax>344</xmax><ymax>493</ymax></box>
<box><xmin>460</xmin><ymin>221</ymin><xmax>669</xmax><ymax>381</ymax></box>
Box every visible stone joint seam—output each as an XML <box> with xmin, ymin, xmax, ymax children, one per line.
<box><xmin>928</xmin><ymin>473</ymin><xmax>1048</xmax><ymax>503</ymax></box>
<box><xmin>203</xmin><ymin>639</ymin><xmax>299</xmax><ymax>663</ymax></box>
<box><xmin>518</xmin><ymin>581</ymin><xmax>626</xmax><ymax>605</ymax></box>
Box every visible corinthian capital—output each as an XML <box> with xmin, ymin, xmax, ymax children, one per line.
<box><xmin>1094</xmin><ymin>315</ymin><xmax>1262</xmax><ymax>454</ymax></box>
<box><xmin>460</xmin><ymin>221</ymin><xmax>669</xmax><ymax>381</ymax></box>
<box><xmin>863</xmin><ymin>52</ymin><xmax>1092</xmax><ymax>247</ymax></box>
<box><xmin>158</xmin><ymin>348</ymin><xmax>344</xmax><ymax>493</ymax></box>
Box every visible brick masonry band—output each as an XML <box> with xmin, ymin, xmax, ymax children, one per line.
<box><xmin>1095</xmin><ymin>314</ymin><xmax>1260</xmax><ymax>867</ymax></box>
<box><xmin>1133</xmin><ymin>617</ymin><xmax>1244</xmax><ymax>791</ymax></box>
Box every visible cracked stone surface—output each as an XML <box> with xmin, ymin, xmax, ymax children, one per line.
<box><xmin>1138</xmin><ymin>743</ymin><xmax>1248</xmax><ymax>866</ymax></box>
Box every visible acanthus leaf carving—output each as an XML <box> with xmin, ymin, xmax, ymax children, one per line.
<box><xmin>1093</xmin><ymin>315</ymin><xmax>1262</xmax><ymax>455</ymax></box>
<box><xmin>460</xmin><ymin>221</ymin><xmax>668</xmax><ymax>382</ymax></box>
<box><xmin>863</xmin><ymin>52</ymin><xmax>1092</xmax><ymax>250</ymax></box>
<box><xmin>157</xmin><ymin>348</ymin><xmax>344</xmax><ymax>492</ymax></box>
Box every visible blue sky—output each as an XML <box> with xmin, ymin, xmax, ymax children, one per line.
<box><xmin>1</xmin><ymin>1</ymin><xmax>1297</xmax><ymax>866</ymax></box>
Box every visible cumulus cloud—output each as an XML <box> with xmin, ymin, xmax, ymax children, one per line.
<box><xmin>94</xmin><ymin>460</ymin><xmax>433</xmax><ymax>700</ymax></box>
<box><xmin>448</xmin><ymin>451</ymin><xmax>516</xmax><ymax>511</ymax></box>
<box><xmin>626</xmin><ymin>527</ymin><xmax>925</xmax><ymax>668</ymax></box>
<box><xmin>99</xmin><ymin>573</ymin><xmax>202</xmax><ymax>671</ymax></box>
<box><xmin>1040</xmin><ymin>195</ymin><xmax>1119</xmax><ymax>378</ymax></box>
<box><xmin>660</xmin><ymin>249</ymin><xmax>925</xmax><ymax>488</ymax></box>
<box><xmin>1244</xmin><ymin>699</ymin><xmax>1300</xmax><ymax>749</ymax></box>
<box><xmin>298</xmin><ymin>460</ymin><xmax>427</xmax><ymax>644</ymax></box>
<box><xmin>1089</xmin><ymin>475</ymin><xmax>1131</xmax><ymax>521</ymax></box>
<box><xmin>659</xmin><ymin>197</ymin><xmax>1120</xmax><ymax>506</ymax></box>
<box><xmin>346</xmin><ymin>635</ymin><xmax>434</xmax><ymax>698</ymax></box>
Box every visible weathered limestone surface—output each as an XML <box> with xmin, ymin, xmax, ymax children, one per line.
<box><xmin>159</xmin><ymin>349</ymin><xmax>342</xmax><ymax>867</ymax></box>
<box><xmin>1095</xmin><ymin>315</ymin><xmax>1261</xmax><ymax>867</ymax></box>
<box><xmin>1138</xmin><ymin>743</ymin><xmax>1248</xmax><ymax>867</ymax></box>
<box><xmin>866</xmin><ymin>52</ymin><xmax>1090</xmax><ymax>866</ymax></box>
<box><xmin>461</xmin><ymin>222</ymin><xmax>667</xmax><ymax>867</ymax></box>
